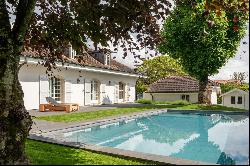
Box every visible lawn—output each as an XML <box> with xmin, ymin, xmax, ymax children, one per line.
<box><xmin>25</xmin><ymin>139</ymin><xmax>156</xmax><ymax>165</ymax></box>
<box><xmin>36</xmin><ymin>104</ymin><xmax>246</xmax><ymax>122</ymax></box>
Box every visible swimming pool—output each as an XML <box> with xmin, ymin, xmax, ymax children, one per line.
<box><xmin>63</xmin><ymin>112</ymin><xmax>249</xmax><ymax>165</ymax></box>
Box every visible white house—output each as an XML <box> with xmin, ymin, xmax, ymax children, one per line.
<box><xmin>18</xmin><ymin>46</ymin><xmax>139</xmax><ymax>110</ymax></box>
<box><xmin>220</xmin><ymin>88</ymin><xmax>249</xmax><ymax>110</ymax></box>
<box><xmin>143</xmin><ymin>76</ymin><xmax>221</xmax><ymax>104</ymax></box>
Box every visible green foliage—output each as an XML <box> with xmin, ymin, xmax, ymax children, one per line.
<box><xmin>159</xmin><ymin>0</ymin><xmax>247</xmax><ymax>81</ymax></box>
<box><xmin>153</xmin><ymin>100</ymin><xmax>191</xmax><ymax>105</ymax></box>
<box><xmin>25</xmin><ymin>139</ymin><xmax>155</xmax><ymax>165</ymax></box>
<box><xmin>136</xmin><ymin>55</ymin><xmax>187</xmax><ymax>93</ymax></box>
<box><xmin>135</xmin><ymin>99</ymin><xmax>153</xmax><ymax>104</ymax></box>
<box><xmin>220</xmin><ymin>83</ymin><xmax>249</xmax><ymax>94</ymax></box>
<box><xmin>167</xmin><ymin>100</ymin><xmax>191</xmax><ymax>105</ymax></box>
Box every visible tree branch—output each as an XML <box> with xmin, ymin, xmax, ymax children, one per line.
<box><xmin>0</xmin><ymin>0</ymin><xmax>11</xmax><ymax>45</ymax></box>
<box><xmin>12</xmin><ymin>0</ymin><xmax>36</xmax><ymax>46</ymax></box>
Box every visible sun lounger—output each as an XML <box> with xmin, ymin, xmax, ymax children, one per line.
<box><xmin>39</xmin><ymin>97</ymin><xmax>79</xmax><ymax>113</ymax></box>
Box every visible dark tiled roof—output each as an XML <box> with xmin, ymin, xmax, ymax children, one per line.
<box><xmin>147</xmin><ymin>76</ymin><xmax>199</xmax><ymax>93</ymax></box>
<box><xmin>213</xmin><ymin>79</ymin><xmax>241</xmax><ymax>85</ymax></box>
<box><xmin>147</xmin><ymin>76</ymin><xmax>219</xmax><ymax>93</ymax></box>
<box><xmin>21</xmin><ymin>47</ymin><xmax>136</xmax><ymax>74</ymax></box>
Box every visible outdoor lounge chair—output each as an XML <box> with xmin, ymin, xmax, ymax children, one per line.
<box><xmin>39</xmin><ymin>97</ymin><xmax>79</xmax><ymax>113</ymax></box>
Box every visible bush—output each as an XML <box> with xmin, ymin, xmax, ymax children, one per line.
<box><xmin>136</xmin><ymin>99</ymin><xmax>152</xmax><ymax>104</ymax></box>
<box><xmin>153</xmin><ymin>101</ymin><xmax>171</xmax><ymax>104</ymax></box>
<box><xmin>168</xmin><ymin>100</ymin><xmax>191</xmax><ymax>105</ymax></box>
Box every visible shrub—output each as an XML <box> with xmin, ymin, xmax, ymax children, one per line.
<box><xmin>153</xmin><ymin>101</ymin><xmax>171</xmax><ymax>104</ymax></box>
<box><xmin>169</xmin><ymin>100</ymin><xmax>191</xmax><ymax>105</ymax></box>
<box><xmin>136</xmin><ymin>99</ymin><xmax>152</xmax><ymax>104</ymax></box>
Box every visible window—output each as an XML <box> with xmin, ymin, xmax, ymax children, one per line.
<box><xmin>231</xmin><ymin>96</ymin><xmax>235</xmax><ymax>104</ymax></box>
<box><xmin>181</xmin><ymin>95</ymin><xmax>185</xmax><ymax>100</ymax></box>
<box><xmin>91</xmin><ymin>80</ymin><xmax>99</xmax><ymax>100</ymax></box>
<box><xmin>119</xmin><ymin>82</ymin><xmax>125</xmax><ymax>99</ymax></box>
<box><xmin>237</xmin><ymin>96</ymin><xmax>242</xmax><ymax>104</ymax></box>
<box><xmin>49</xmin><ymin>77</ymin><xmax>62</xmax><ymax>102</ymax></box>
<box><xmin>181</xmin><ymin>95</ymin><xmax>190</xmax><ymax>102</ymax></box>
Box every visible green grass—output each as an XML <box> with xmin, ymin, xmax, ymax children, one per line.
<box><xmin>135</xmin><ymin>99</ymin><xmax>153</xmax><ymax>104</ymax></box>
<box><xmin>36</xmin><ymin>104</ymin><xmax>246</xmax><ymax>122</ymax></box>
<box><xmin>25</xmin><ymin>139</ymin><xmax>156</xmax><ymax>165</ymax></box>
<box><xmin>36</xmin><ymin>105</ymin><xmax>176</xmax><ymax>122</ymax></box>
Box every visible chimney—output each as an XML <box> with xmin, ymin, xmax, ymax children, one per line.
<box><xmin>89</xmin><ymin>49</ymin><xmax>111</xmax><ymax>66</ymax></box>
<box><xmin>65</xmin><ymin>43</ymin><xmax>76</xmax><ymax>59</ymax></box>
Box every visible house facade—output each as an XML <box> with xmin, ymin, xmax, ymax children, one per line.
<box><xmin>143</xmin><ymin>76</ymin><xmax>221</xmax><ymax>104</ymax></box>
<box><xmin>220</xmin><ymin>89</ymin><xmax>249</xmax><ymax>110</ymax></box>
<box><xmin>18</xmin><ymin>47</ymin><xmax>139</xmax><ymax>110</ymax></box>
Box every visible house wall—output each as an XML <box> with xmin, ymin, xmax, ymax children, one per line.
<box><xmin>210</xmin><ymin>91</ymin><xmax>218</xmax><ymax>105</ymax></box>
<box><xmin>19</xmin><ymin>64</ymin><xmax>137</xmax><ymax>110</ymax></box>
<box><xmin>143</xmin><ymin>92</ymin><xmax>199</xmax><ymax>103</ymax></box>
<box><xmin>222</xmin><ymin>91</ymin><xmax>249</xmax><ymax>110</ymax></box>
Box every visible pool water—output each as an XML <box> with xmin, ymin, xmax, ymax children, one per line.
<box><xmin>64</xmin><ymin>112</ymin><xmax>249</xmax><ymax>165</ymax></box>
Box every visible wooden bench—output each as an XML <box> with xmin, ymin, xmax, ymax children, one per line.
<box><xmin>39</xmin><ymin>103</ymin><xmax>79</xmax><ymax>113</ymax></box>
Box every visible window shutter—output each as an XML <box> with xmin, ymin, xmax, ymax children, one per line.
<box><xmin>39</xmin><ymin>75</ymin><xmax>49</xmax><ymax>104</ymax></box>
<box><xmin>100</xmin><ymin>83</ymin><xmax>106</xmax><ymax>104</ymax></box>
<box><xmin>84</xmin><ymin>79</ymin><xmax>91</xmax><ymax>105</ymax></box>
<box><xmin>126</xmin><ymin>83</ymin><xmax>130</xmax><ymax>102</ymax></box>
<box><xmin>65</xmin><ymin>79</ymin><xmax>72</xmax><ymax>103</ymax></box>
<box><xmin>114</xmin><ymin>83</ymin><xmax>119</xmax><ymax>103</ymax></box>
<box><xmin>101</xmin><ymin>83</ymin><xmax>106</xmax><ymax>94</ymax></box>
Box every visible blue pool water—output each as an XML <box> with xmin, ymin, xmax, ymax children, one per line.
<box><xmin>64</xmin><ymin>112</ymin><xmax>249</xmax><ymax>165</ymax></box>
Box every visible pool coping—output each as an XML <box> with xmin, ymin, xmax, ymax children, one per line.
<box><xmin>28</xmin><ymin>109</ymin><xmax>248</xmax><ymax>165</ymax></box>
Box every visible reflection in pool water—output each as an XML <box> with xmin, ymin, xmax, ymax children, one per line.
<box><xmin>64</xmin><ymin>113</ymin><xmax>249</xmax><ymax>165</ymax></box>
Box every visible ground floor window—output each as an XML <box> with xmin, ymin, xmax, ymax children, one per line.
<box><xmin>231</xmin><ymin>96</ymin><xmax>235</xmax><ymax>104</ymax></box>
<box><xmin>119</xmin><ymin>82</ymin><xmax>125</xmax><ymax>100</ymax></box>
<box><xmin>49</xmin><ymin>77</ymin><xmax>62</xmax><ymax>102</ymax></box>
<box><xmin>237</xmin><ymin>96</ymin><xmax>242</xmax><ymax>104</ymax></box>
<box><xmin>91</xmin><ymin>80</ymin><xmax>99</xmax><ymax>100</ymax></box>
<box><xmin>181</xmin><ymin>94</ymin><xmax>190</xmax><ymax>102</ymax></box>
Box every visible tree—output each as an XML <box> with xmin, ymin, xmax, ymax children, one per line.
<box><xmin>135</xmin><ymin>55</ymin><xmax>186</xmax><ymax>94</ymax></box>
<box><xmin>159</xmin><ymin>0</ymin><xmax>248</xmax><ymax>104</ymax></box>
<box><xmin>231</xmin><ymin>72</ymin><xmax>248</xmax><ymax>83</ymax></box>
<box><xmin>0</xmin><ymin>0</ymin><xmax>172</xmax><ymax>164</ymax></box>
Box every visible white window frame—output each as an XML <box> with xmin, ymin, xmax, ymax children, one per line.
<box><xmin>49</xmin><ymin>77</ymin><xmax>62</xmax><ymax>102</ymax></box>
<box><xmin>91</xmin><ymin>80</ymin><xmax>100</xmax><ymax>101</ymax></box>
<box><xmin>119</xmin><ymin>82</ymin><xmax>125</xmax><ymax>100</ymax></box>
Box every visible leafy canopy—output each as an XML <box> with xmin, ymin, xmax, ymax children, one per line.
<box><xmin>6</xmin><ymin>0</ymin><xmax>172</xmax><ymax>58</ymax></box>
<box><xmin>136</xmin><ymin>55</ymin><xmax>186</xmax><ymax>93</ymax></box>
<box><xmin>159</xmin><ymin>0</ymin><xmax>248</xmax><ymax>81</ymax></box>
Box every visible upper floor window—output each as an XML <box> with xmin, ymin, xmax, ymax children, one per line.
<box><xmin>231</xmin><ymin>96</ymin><xmax>235</xmax><ymax>104</ymax></box>
<box><xmin>91</xmin><ymin>80</ymin><xmax>99</xmax><ymax>100</ymax></box>
<box><xmin>49</xmin><ymin>77</ymin><xmax>62</xmax><ymax>102</ymax></box>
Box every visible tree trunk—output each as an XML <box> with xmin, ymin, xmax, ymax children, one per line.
<box><xmin>198</xmin><ymin>76</ymin><xmax>210</xmax><ymax>104</ymax></box>
<box><xmin>0</xmin><ymin>48</ymin><xmax>33</xmax><ymax>164</ymax></box>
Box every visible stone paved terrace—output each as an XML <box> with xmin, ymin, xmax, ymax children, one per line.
<box><xmin>28</xmin><ymin>103</ymin><xmax>147</xmax><ymax>117</ymax></box>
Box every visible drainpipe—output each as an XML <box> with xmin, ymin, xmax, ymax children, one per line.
<box><xmin>150</xmin><ymin>93</ymin><xmax>154</xmax><ymax>102</ymax></box>
<box><xmin>84</xmin><ymin>78</ymin><xmax>86</xmax><ymax>106</ymax></box>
